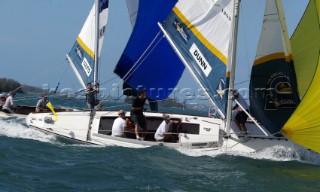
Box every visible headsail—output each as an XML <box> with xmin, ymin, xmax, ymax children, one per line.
<box><xmin>159</xmin><ymin>0</ymin><xmax>235</xmax><ymax>118</ymax></box>
<box><xmin>249</xmin><ymin>0</ymin><xmax>300</xmax><ymax>135</ymax></box>
<box><xmin>114</xmin><ymin>0</ymin><xmax>185</xmax><ymax>101</ymax></box>
<box><xmin>282</xmin><ymin>0</ymin><xmax>320</xmax><ymax>152</ymax></box>
<box><xmin>126</xmin><ymin>0</ymin><xmax>139</xmax><ymax>28</ymax></box>
<box><xmin>66</xmin><ymin>0</ymin><xmax>109</xmax><ymax>89</ymax></box>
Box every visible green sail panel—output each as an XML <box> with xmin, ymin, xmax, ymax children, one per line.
<box><xmin>282</xmin><ymin>0</ymin><xmax>320</xmax><ymax>153</ymax></box>
<box><xmin>290</xmin><ymin>0</ymin><xmax>320</xmax><ymax>98</ymax></box>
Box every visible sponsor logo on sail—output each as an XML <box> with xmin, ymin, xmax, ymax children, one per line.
<box><xmin>264</xmin><ymin>72</ymin><xmax>296</xmax><ymax>110</ymax></box>
<box><xmin>172</xmin><ymin>19</ymin><xmax>190</xmax><ymax>43</ymax></box>
<box><xmin>76</xmin><ymin>45</ymin><xmax>83</xmax><ymax>59</ymax></box>
<box><xmin>81</xmin><ymin>57</ymin><xmax>92</xmax><ymax>77</ymax></box>
<box><xmin>189</xmin><ymin>44</ymin><xmax>212</xmax><ymax>77</ymax></box>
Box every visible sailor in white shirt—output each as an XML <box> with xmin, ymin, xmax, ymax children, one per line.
<box><xmin>154</xmin><ymin>114</ymin><xmax>181</xmax><ymax>142</ymax></box>
<box><xmin>112</xmin><ymin>110</ymin><xmax>128</xmax><ymax>137</ymax></box>
<box><xmin>2</xmin><ymin>92</ymin><xmax>16</xmax><ymax>113</ymax></box>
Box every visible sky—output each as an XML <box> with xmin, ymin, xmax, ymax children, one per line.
<box><xmin>0</xmin><ymin>0</ymin><xmax>309</xmax><ymax>103</ymax></box>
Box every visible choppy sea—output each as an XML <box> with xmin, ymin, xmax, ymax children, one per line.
<box><xmin>1</xmin><ymin>94</ymin><xmax>320</xmax><ymax>192</ymax></box>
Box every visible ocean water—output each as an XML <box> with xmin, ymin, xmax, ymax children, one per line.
<box><xmin>1</xmin><ymin>94</ymin><xmax>320</xmax><ymax>191</ymax></box>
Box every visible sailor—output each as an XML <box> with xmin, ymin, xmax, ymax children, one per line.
<box><xmin>111</xmin><ymin>110</ymin><xmax>128</xmax><ymax>137</ymax></box>
<box><xmin>0</xmin><ymin>89</ymin><xmax>6</xmax><ymax>109</ymax></box>
<box><xmin>131</xmin><ymin>90</ymin><xmax>147</xmax><ymax>140</ymax></box>
<box><xmin>154</xmin><ymin>114</ymin><xmax>181</xmax><ymax>142</ymax></box>
<box><xmin>35</xmin><ymin>95</ymin><xmax>49</xmax><ymax>112</ymax></box>
<box><xmin>85</xmin><ymin>82</ymin><xmax>96</xmax><ymax>110</ymax></box>
<box><xmin>1</xmin><ymin>92</ymin><xmax>16</xmax><ymax>113</ymax></box>
<box><xmin>232</xmin><ymin>90</ymin><xmax>249</xmax><ymax>135</ymax></box>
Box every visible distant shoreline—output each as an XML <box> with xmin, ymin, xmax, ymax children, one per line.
<box><xmin>0</xmin><ymin>77</ymin><xmax>42</xmax><ymax>94</ymax></box>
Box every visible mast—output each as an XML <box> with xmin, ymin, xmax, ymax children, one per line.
<box><xmin>94</xmin><ymin>0</ymin><xmax>100</xmax><ymax>86</ymax></box>
<box><xmin>225</xmin><ymin>0</ymin><xmax>241</xmax><ymax>137</ymax></box>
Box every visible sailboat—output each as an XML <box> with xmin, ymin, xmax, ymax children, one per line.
<box><xmin>26</xmin><ymin>0</ymin><xmax>319</xmax><ymax>153</ymax></box>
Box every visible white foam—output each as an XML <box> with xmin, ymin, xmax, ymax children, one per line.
<box><xmin>177</xmin><ymin>145</ymin><xmax>320</xmax><ymax>165</ymax></box>
<box><xmin>234</xmin><ymin>145</ymin><xmax>320</xmax><ymax>165</ymax></box>
<box><xmin>0</xmin><ymin>118</ymin><xmax>56</xmax><ymax>143</ymax></box>
<box><xmin>176</xmin><ymin>147</ymin><xmax>224</xmax><ymax>157</ymax></box>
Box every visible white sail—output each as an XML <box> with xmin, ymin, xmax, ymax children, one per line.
<box><xmin>66</xmin><ymin>0</ymin><xmax>109</xmax><ymax>88</ymax></box>
<box><xmin>160</xmin><ymin>0</ymin><xmax>235</xmax><ymax>118</ymax></box>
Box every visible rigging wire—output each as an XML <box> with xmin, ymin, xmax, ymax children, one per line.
<box><xmin>54</xmin><ymin>64</ymin><xmax>69</xmax><ymax>94</ymax></box>
<box><xmin>95</xmin><ymin>30</ymin><xmax>164</xmax><ymax>109</ymax></box>
<box><xmin>235</xmin><ymin>80</ymin><xmax>249</xmax><ymax>86</ymax></box>
<box><xmin>122</xmin><ymin>31</ymin><xmax>163</xmax><ymax>82</ymax></box>
<box><xmin>99</xmin><ymin>76</ymin><xmax>118</xmax><ymax>86</ymax></box>
<box><xmin>11</xmin><ymin>60</ymin><xmax>67</xmax><ymax>94</ymax></box>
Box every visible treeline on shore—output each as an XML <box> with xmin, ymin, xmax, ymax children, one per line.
<box><xmin>0</xmin><ymin>78</ymin><xmax>42</xmax><ymax>93</ymax></box>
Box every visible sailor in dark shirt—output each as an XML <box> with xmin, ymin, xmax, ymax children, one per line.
<box><xmin>85</xmin><ymin>82</ymin><xmax>96</xmax><ymax>110</ymax></box>
<box><xmin>131</xmin><ymin>90</ymin><xmax>147</xmax><ymax>140</ymax></box>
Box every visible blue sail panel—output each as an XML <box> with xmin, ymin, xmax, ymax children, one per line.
<box><xmin>162</xmin><ymin>13</ymin><xmax>227</xmax><ymax>114</ymax></box>
<box><xmin>250</xmin><ymin>59</ymin><xmax>299</xmax><ymax>134</ymax></box>
<box><xmin>114</xmin><ymin>0</ymin><xmax>185</xmax><ymax>100</ymax></box>
<box><xmin>68</xmin><ymin>40</ymin><xmax>95</xmax><ymax>85</ymax></box>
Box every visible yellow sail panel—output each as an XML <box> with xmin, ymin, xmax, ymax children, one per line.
<box><xmin>173</xmin><ymin>7</ymin><xmax>227</xmax><ymax>65</ymax></box>
<box><xmin>76</xmin><ymin>37</ymin><xmax>95</xmax><ymax>59</ymax></box>
<box><xmin>253</xmin><ymin>52</ymin><xmax>290</xmax><ymax>66</ymax></box>
<box><xmin>291</xmin><ymin>0</ymin><xmax>320</xmax><ymax>98</ymax></box>
<box><xmin>172</xmin><ymin>0</ymin><xmax>234</xmax><ymax>66</ymax></box>
<box><xmin>282</xmin><ymin>0</ymin><xmax>320</xmax><ymax>152</ymax></box>
<box><xmin>282</xmin><ymin>56</ymin><xmax>320</xmax><ymax>152</ymax></box>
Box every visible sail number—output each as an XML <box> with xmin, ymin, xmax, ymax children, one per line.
<box><xmin>81</xmin><ymin>57</ymin><xmax>92</xmax><ymax>77</ymax></box>
<box><xmin>222</xmin><ymin>9</ymin><xmax>232</xmax><ymax>21</ymax></box>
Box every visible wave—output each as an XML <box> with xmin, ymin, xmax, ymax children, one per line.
<box><xmin>0</xmin><ymin>118</ymin><xmax>56</xmax><ymax>144</ymax></box>
<box><xmin>177</xmin><ymin>144</ymin><xmax>320</xmax><ymax>165</ymax></box>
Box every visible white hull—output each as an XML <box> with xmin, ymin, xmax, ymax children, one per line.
<box><xmin>25</xmin><ymin>110</ymin><xmax>295</xmax><ymax>153</ymax></box>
